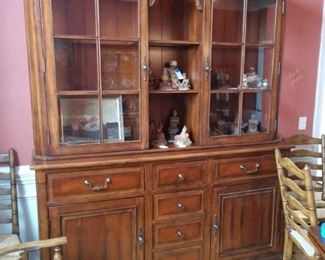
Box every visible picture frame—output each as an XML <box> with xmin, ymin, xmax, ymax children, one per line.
<box><xmin>103</xmin><ymin>95</ymin><xmax>125</xmax><ymax>142</ymax></box>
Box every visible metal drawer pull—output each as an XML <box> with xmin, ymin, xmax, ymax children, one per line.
<box><xmin>177</xmin><ymin>203</ymin><xmax>185</xmax><ymax>210</ymax></box>
<box><xmin>239</xmin><ymin>163</ymin><xmax>260</xmax><ymax>175</ymax></box>
<box><xmin>213</xmin><ymin>215</ymin><xmax>219</xmax><ymax>233</ymax></box>
<box><xmin>177</xmin><ymin>230</ymin><xmax>185</xmax><ymax>239</ymax></box>
<box><xmin>84</xmin><ymin>178</ymin><xmax>111</xmax><ymax>191</ymax></box>
<box><xmin>137</xmin><ymin>228</ymin><xmax>144</xmax><ymax>248</ymax></box>
<box><xmin>177</xmin><ymin>173</ymin><xmax>186</xmax><ymax>182</ymax></box>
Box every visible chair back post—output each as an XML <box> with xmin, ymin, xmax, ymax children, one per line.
<box><xmin>8</xmin><ymin>149</ymin><xmax>19</xmax><ymax>235</ymax></box>
<box><xmin>321</xmin><ymin>135</ymin><xmax>325</xmax><ymax>201</ymax></box>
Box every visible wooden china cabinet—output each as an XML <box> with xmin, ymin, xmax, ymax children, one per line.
<box><xmin>24</xmin><ymin>0</ymin><xmax>287</xmax><ymax>259</ymax></box>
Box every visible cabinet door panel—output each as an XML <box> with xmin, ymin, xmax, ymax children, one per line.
<box><xmin>49</xmin><ymin>197</ymin><xmax>144</xmax><ymax>260</ymax></box>
<box><xmin>153</xmin><ymin>245</ymin><xmax>203</xmax><ymax>260</ymax></box>
<box><xmin>211</xmin><ymin>181</ymin><xmax>279</xmax><ymax>259</ymax></box>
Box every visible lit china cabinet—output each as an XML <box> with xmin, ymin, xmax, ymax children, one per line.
<box><xmin>24</xmin><ymin>0</ymin><xmax>286</xmax><ymax>259</ymax></box>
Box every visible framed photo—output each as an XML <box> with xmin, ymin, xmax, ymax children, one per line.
<box><xmin>103</xmin><ymin>96</ymin><xmax>125</xmax><ymax>142</ymax></box>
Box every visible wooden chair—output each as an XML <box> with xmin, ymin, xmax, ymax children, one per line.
<box><xmin>283</xmin><ymin>135</ymin><xmax>325</xmax><ymax>218</ymax></box>
<box><xmin>275</xmin><ymin>148</ymin><xmax>320</xmax><ymax>259</ymax></box>
<box><xmin>0</xmin><ymin>149</ymin><xmax>67</xmax><ymax>259</ymax></box>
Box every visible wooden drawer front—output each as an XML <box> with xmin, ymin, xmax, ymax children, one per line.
<box><xmin>154</xmin><ymin>190</ymin><xmax>204</xmax><ymax>220</ymax></box>
<box><xmin>48</xmin><ymin>166</ymin><xmax>144</xmax><ymax>201</ymax></box>
<box><xmin>154</xmin><ymin>161</ymin><xmax>206</xmax><ymax>190</ymax></box>
<box><xmin>154</xmin><ymin>219</ymin><xmax>204</xmax><ymax>249</ymax></box>
<box><xmin>153</xmin><ymin>245</ymin><xmax>203</xmax><ymax>260</ymax></box>
<box><xmin>214</xmin><ymin>155</ymin><xmax>276</xmax><ymax>181</ymax></box>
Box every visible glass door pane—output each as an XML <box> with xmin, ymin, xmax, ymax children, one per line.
<box><xmin>59</xmin><ymin>97</ymin><xmax>100</xmax><ymax>145</ymax></box>
<box><xmin>210</xmin><ymin>93</ymin><xmax>240</xmax><ymax>136</ymax></box>
<box><xmin>99</xmin><ymin>0</ymin><xmax>139</xmax><ymax>38</ymax></box>
<box><xmin>242</xmin><ymin>92</ymin><xmax>271</xmax><ymax>134</ymax></box>
<box><xmin>212</xmin><ymin>0</ymin><xmax>244</xmax><ymax>43</ymax></box>
<box><xmin>52</xmin><ymin>0</ymin><xmax>96</xmax><ymax>35</ymax></box>
<box><xmin>54</xmin><ymin>39</ymin><xmax>98</xmax><ymax>91</ymax></box>
<box><xmin>247</xmin><ymin>0</ymin><xmax>277</xmax><ymax>44</ymax></box>
<box><xmin>101</xmin><ymin>44</ymin><xmax>139</xmax><ymax>91</ymax></box>
<box><xmin>243</xmin><ymin>47</ymin><xmax>273</xmax><ymax>89</ymax></box>
<box><xmin>211</xmin><ymin>46</ymin><xmax>242</xmax><ymax>89</ymax></box>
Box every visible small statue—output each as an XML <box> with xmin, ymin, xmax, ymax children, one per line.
<box><xmin>261</xmin><ymin>78</ymin><xmax>269</xmax><ymax>89</ymax></box>
<box><xmin>152</xmin><ymin>122</ymin><xmax>167</xmax><ymax>147</ymax></box>
<box><xmin>243</xmin><ymin>67</ymin><xmax>262</xmax><ymax>88</ymax></box>
<box><xmin>248</xmin><ymin>113</ymin><xmax>258</xmax><ymax>133</ymax></box>
<box><xmin>148</xmin><ymin>62</ymin><xmax>157</xmax><ymax>90</ymax></box>
<box><xmin>160</xmin><ymin>67</ymin><xmax>170</xmax><ymax>88</ymax></box>
<box><xmin>168</xmin><ymin>60</ymin><xmax>181</xmax><ymax>89</ymax></box>
<box><xmin>174</xmin><ymin>126</ymin><xmax>192</xmax><ymax>148</ymax></box>
<box><xmin>168</xmin><ymin>109</ymin><xmax>180</xmax><ymax>141</ymax></box>
<box><xmin>179</xmin><ymin>73</ymin><xmax>191</xmax><ymax>90</ymax></box>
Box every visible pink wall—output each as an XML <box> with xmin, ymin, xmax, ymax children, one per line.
<box><xmin>278</xmin><ymin>0</ymin><xmax>323</xmax><ymax>137</ymax></box>
<box><xmin>0</xmin><ymin>0</ymin><xmax>323</xmax><ymax>165</ymax></box>
<box><xmin>0</xmin><ymin>0</ymin><xmax>33</xmax><ymax>165</ymax></box>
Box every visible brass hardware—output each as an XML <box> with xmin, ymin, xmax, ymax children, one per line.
<box><xmin>213</xmin><ymin>215</ymin><xmax>219</xmax><ymax>233</ymax></box>
<box><xmin>177</xmin><ymin>203</ymin><xmax>185</xmax><ymax>210</ymax></box>
<box><xmin>204</xmin><ymin>57</ymin><xmax>211</xmax><ymax>80</ymax></box>
<box><xmin>195</xmin><ymin>0</ymin><xmax>203</xmax><ymax>11</ymax></box>
<box><xmin>177</xmin><ymin>230</ymin><xmax>185</xmax><ymax>239</ymax></box>
<box><xmin>149</xmin><ymin>0</ymin><xmax>156</xmax><ymax>7</ymax></box>
<box><xmin>177</xmin><ymin>173</ymin><xmax>186</xmax><ymax>183</ymax></box>
<box><xmin>239</xmin><ymin>163</ymin><xmax>260</xmax><ymax>175</ymax></box>
<box><xmin>137</xmin><ymin>228</ymin><xmax>145</xmax><ymax>247</ymax></box>
<box><xmin>142</xmin><ymin>56</ymin><xmax>149</xmax><ymax>81</ymax></box>
<box><xmin>84</xmin><ymin>178</ymin><xmax>111</xmax><ymax>192</ymax></box>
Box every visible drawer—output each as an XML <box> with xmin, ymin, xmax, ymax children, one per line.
<box><xmin>214</xmin><ymin>155</ymin><xmax>276</xmax><ymax>182</ymax></box>
<box><xmin>153</xmin><ymin>161</ymin><xmax>206</xmax><ymax>191</ymax></box>
<box><xmin>153</xmin><ymin>245</ymin><xmax>203</xmax><ymax>260</ymax></box>
<box><xmin>154</xmin><ymin>190</ymin><xmax>204</xmax><ymax>220</ymax></box>
<box><xmin>154</xmin><ymin>219</ymin><xmax>204</xmax><ymax>249</ymax></box>
<box><xmin>48</xmin><ymin>166</ymin><xmax>144</xmax><ymax>201</ymax></box>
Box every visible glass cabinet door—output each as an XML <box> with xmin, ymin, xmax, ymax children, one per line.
<box><xmin>208</xmin><ymin>0</ymin><xmax>279</xmax><ymax>143</ymax></box>
<box><xmin>49</xmin><ymin>0</ymin><xmax>143</xmax><ymax>152</ymax></box>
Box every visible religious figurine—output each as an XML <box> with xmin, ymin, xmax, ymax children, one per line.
<box><xmin>248</xmin><ymin>113</ymin><xmax>258</xmax><ymax>133</ymax></box>
<box><xmin>168</xmin><ymin>109</ymin><xmax>180</xmax><ymax>141</ymax></box>
<box><xmin>168</xmin><ymin>60</ymin><xmax>181</xmax><ymax>89</ymax></box>
<box><xmin>174</xmin><ymin>126</ymin><xmax>192</xmax><ymax>148</ymax></box>
<box><xmin>160</xmin><ymin>67</ymin><xmax>171</xmax><ymax>89</ymax></box>
<box><xmin>243</xmin><ymin>67</ymin><xmax>262</xmax><ymax>88</ymax></box>
<box><xmin>152</xmin><ymin>122</ymin><xmax>167</xmax><ymax>147</ymax></box>
<box><xmin>148</xmin><ymin>62</ymin><xmax>157</xmax><ymax>90</ymax></box>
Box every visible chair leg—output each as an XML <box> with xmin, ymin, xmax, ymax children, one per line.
<box><xmin>283</xmin><ymin>229</ymin><xmax>293</xmax><ymax>260</ymax></box>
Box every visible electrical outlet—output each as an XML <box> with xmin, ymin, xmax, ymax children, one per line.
<box><xmin>298</xmin><ymin>116</ymin><xmax>307</xmax><ymax>130</ymax></box>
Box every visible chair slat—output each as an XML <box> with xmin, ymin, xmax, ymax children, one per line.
<box><xmin>0</xmin><ymin>188</ymin><xmax>10</xmax><ymax>195</ymax></box>
<box><xmin>0</xmin><ymin>203</ymin><xmax>11</xmax><ymax>210</ymax></box>
<box><xmin>0</xmin><ymin>173</ymin><xmax>9</xmax><ymax>180</ymax></box>
<box><xmin>285</xmin><ymin>134</ymin><xmax>322</xmax><ymax>145</ymax></box>
<box><xmin>0</xmin><ymin>217</ymin><xmax>12</xmax><ymax>224</ymax></box>
<box><xmin>288</xmin><ymin>149</ymin><xmax>322</xmax><ymax>158</ymax></box>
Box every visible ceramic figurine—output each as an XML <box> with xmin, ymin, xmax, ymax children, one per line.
<box><xmin>248</xmin><ymin>113</ymin><xmax>258</xmax><ymax>133</ymax></box>
<box><xmin>243</xmin><ymin>67</ymin><xmax>262</xmax><ymax>88</ymax></box>
<box><xmin>179</xmin><ymin>73</ymin><xmax>191</xmax><ymax>90</ymax></box>
<box><xmin>174</xmin><ymin>126</ymin><xmax>192</xmax><ymax>147</ymax></box>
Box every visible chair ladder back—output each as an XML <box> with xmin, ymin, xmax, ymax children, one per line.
<box><xmin>0</xmin><ymin>149</ymin><xmax>19</xmax><ymax>235</ymax></box>
<box><xmin>322</xmin><ymin>135</ymin><xmax>325</xmax><ymax>200</ymax></box>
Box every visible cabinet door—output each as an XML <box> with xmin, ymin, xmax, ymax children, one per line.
<box><xmin>36</xmin><ymin>0</ymin><xmax>148</xmax><ymax>155</ymax></box>
<box><xmin>203</xmin><ymin>0</ymin><xmax>284</xmax><ymax>145</ymax></box>
<box><xmin>210</xmin><ymin>181</ymin><xmax>281</xmax><ymax>259</ymax></box>
<box><xmin>49</xmin><ymin>197</ymin><xmax>144</xmax><ymax>260</ymax></box>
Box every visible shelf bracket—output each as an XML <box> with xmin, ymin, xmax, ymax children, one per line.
<box><xmin>148</xmin><ymin>0</ymin><xmax>156</xmax><ymax>7</ymax></box>
<box><xmin>195</xmin><ymin>0</ymin><xmax>203</xmax><ymax>11</ymax></box>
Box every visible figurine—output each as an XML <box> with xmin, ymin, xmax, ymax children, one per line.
<box><xmin>248</xmin><ymin>113</ymin><xmax>258</xmax><ymax>133</ymax></box>
<box><xmin>243</xmin><ymin>67</ymin><xmax>262</xmax><ymax>88</ymax></box>
<box><xmin>160</xmin><ymin>67</ymin><xmax>170</xmax><ymax>88</ymax></box>
<box><xmin>174</xmin><ymin>126</ymin><xmax>192</xmax><ymax>147</ymax></box>
<box><xmin>168</xmin><ymin>60</ymin><xmax>181</xmax><ymax>89</ymax></box>
<box><xmin>148</xmin><ymin>62</ymin><xmax>157</xmax><ymax>90</ymax></box>
<box><xmin>179</xmin><ymin>73</ymin><xmax>191</xmax><ymax>90</ymax></box>
<box><xmin>152</xmin><ymin>122</ymin><xmax>167</xmax><ymax>147</ymax></box>
<box><xmin>168</xmin><ymin>109</ymin><xmax>180</xmax><ymax>141</ymax></box>
<box><xmin>261</xmin><ymin>79</ymin><xmax>269</xmax><ymax>89</ymax></box>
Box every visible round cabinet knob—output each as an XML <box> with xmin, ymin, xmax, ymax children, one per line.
<box><xmin>177</xmin><ymin>203</ymin><xmax>185</xmax><ymax>210</ymax></box>
<box><xmin>177</xmin><ymin>230</ymin><xmax>185</xmax><ymax>239</ymax></box>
